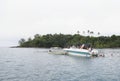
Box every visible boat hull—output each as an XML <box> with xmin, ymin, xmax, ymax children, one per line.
<box><xmin>63</xmin><ymin>48</ymin><xmax>91</xmax><ymax>57</ymax></box>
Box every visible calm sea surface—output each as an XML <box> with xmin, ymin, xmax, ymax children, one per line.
<box><xmin>0</xmin><ymin>48</ymin><xmax>120</xmax><ymax>81</ymax></box>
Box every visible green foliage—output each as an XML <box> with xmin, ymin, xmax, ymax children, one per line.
<box><xmin>19</xmin><ymin>34</ymin><xmax>120</xmax><ymax>48</ymax></box>
<box><xmin>19</xmin><ymin>38</ymin><xmax>26</xmax><ymax>47</ymax></box>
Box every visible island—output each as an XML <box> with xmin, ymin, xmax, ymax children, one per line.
<box><xmin>18</xmin><ymin>33</ymin><xmax>120</xmax><ymax>48</ymax></box>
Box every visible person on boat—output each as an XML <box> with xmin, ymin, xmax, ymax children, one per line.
<box><xmin>87</xmin><ymin>44</ymin><xmax>93</xmax><ymax>51</ymax></box>
<box><xmin>80</xmin><ymin>44</ymin><xmax>92</xmax><ymax>51</ymax></box>
<box><xmin>80</xmin><ymin>44</ymin><xmax>88</xmax><ymax>49</ymax></box>
<box><xmin>80</xmin><ymin>44</ymin><xmax>85</xmax><ymax>49</ymax></box>
<box><xmin>88</xmin><ymin>47</ymin><xmax>92</xmax><ymax>52</ymax></box>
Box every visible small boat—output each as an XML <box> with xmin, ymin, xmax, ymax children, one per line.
<box><xmin>63</xmin><ymin>47</ymin><xmax>98</xmax><ymax>57</ymax></box>
<box><xmin>48</xmin><ymin>47</ymin><xmax>67</xmax><ymax>55</ymax></box>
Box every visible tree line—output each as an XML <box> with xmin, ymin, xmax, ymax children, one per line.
<box><xmin>18</xmin><ymin>34</ymin><xmax>120</xmax><ymax>48</ymax></box>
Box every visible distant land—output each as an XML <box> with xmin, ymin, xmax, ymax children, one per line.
<box><xmin>18</xmin><ymin>32</ymin><xmax>120</xmax><ymax>48</ymax></box>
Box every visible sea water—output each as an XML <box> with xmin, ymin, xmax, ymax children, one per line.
<box><xmin>0</xmin><ymin>48</ymin><xmax>120</xmax><ymax>81</ymax></box>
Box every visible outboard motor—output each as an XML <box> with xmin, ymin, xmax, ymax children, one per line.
<box><xmin>91</xmin><ymin>49</ymin><xmax>98</xmax><ymax>56</ymax></box>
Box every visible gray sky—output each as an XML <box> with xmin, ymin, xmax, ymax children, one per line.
<box><xmin>0</xmin><ymin>0</ymin><xmax>120</xmax><ymax>46</ymax></box>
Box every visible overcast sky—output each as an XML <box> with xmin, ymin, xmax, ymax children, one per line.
<box><xmin>0</xmin><ymin>0</ymin><xmax>120</xmax><ymax>46</ymax></box>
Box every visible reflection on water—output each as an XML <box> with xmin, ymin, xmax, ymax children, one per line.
<box><xmin>0</xmin><ymin>48</ymin><xmax>120</xmax><ymax>81</ymax></box>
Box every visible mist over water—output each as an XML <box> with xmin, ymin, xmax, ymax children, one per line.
<box><xmin>0</xmin><ymin>48</ymin><xmax>120</xmax><ymax>81</ymax></box>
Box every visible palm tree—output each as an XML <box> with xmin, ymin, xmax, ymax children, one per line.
<box><xmin>77</xmin><ymin>31</ymin><xmax>80</xmax><ymax>35</ymax></box>
<box><xmin>90</xmin><ymin>31</ymin><xmax>94</xmax><ymax>36</ymax></box>
<box><xmin>98</xmin><ymin>32</ymin><xmax>100</xmax><ymax>35</ymax></box>
<box><xmin>87</xmin><ymin>30</ymin><xmax>90</xmax><ymax>36</ymax></box>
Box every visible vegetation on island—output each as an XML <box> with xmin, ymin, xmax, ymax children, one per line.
<box><xmin>18</xmin><ymin>31</ymin><xmax>120</xmax><ymax>48</ymax></box>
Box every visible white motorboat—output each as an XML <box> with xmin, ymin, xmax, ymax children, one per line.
<box><xmin>63</xmin><ymin>47</ymin><xmax>98</xmax><ymax>57</ymax></box>
<box><xmin>48</xmin><ymin>47</ymin><xmax>67</xmax><ymax>55</ymax></box>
